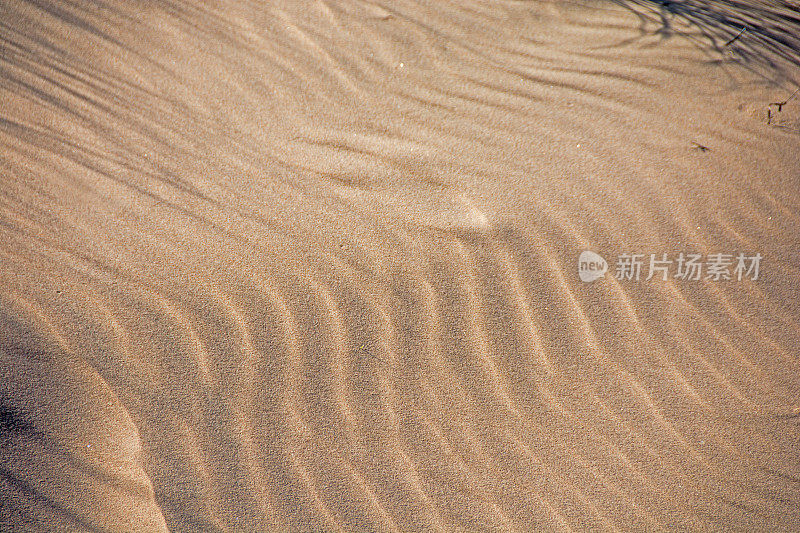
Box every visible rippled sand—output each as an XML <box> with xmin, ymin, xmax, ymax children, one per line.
<box><xmin>2</xmin><ymin>1</ymin><xmax>799</xmax><ymax>531</ymax></box>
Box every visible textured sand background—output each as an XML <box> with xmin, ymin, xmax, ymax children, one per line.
<box><xmin>1</xmin><ymin>0</ymin><xmax>800</xmax><ymax>531</ymax></box>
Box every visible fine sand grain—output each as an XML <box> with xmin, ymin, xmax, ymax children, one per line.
<box><xmin>1</xmin><ymin>1</ymin><xmax>799</xmax><ymax>531</ymax></box>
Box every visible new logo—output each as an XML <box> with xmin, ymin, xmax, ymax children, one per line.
<box><xmin>578</xmin><ymin>251</ymin><xmax>608</xmax><ymax>282</ymax></box>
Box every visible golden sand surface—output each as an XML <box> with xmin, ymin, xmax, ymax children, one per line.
<box><xmin>1</xmin><ymin>1</ymin><xmax>799</xmax><ymax>530</ymax></box>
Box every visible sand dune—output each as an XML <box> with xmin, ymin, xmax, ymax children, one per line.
<box><xmin>1</xmin><ymin>0</ymin><xmax>799</xmax><ymax>531</ymax></box>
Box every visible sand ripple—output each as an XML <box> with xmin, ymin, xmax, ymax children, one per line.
<box><xmin>2</xmin><ymin>0</ymin><xmax>799</xmax><ymax>531</ymax></box>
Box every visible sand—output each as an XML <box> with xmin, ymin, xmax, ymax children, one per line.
<box><xmin>1</xmin><ymin>0</ymin><xmax>799</xmax><ymax>530</ymax></box>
